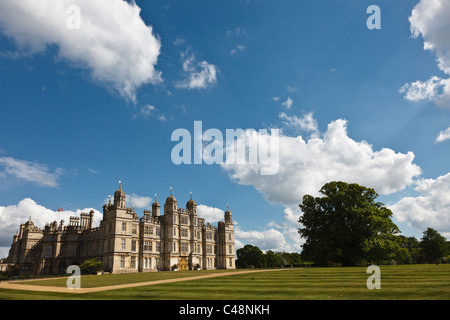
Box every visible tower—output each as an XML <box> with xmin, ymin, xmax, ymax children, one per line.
<box><xmin>114</xmin><ymin>181</ymin><xmax>126</xmax><ymax>209</ymax></box>
<box><xmin>219</xmin><ymin>204</ymin><xmax>235</xmax><ymax>269</ymax></box>
<box><xmin>152</xmin><ymin>195</ymin><xmax>160</xmax><ymax>217</ymax></box>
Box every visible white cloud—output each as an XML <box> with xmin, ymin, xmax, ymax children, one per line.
<box><xmin>222</xmin><ymin>118</ymin><xmax>421</xmax><ymax>208</ymax></box>
<box><xmin>235</xmin><ymin>225</ymin><xmax>293</xmax><ymax>252</ymax></box>
<box><xmin>0</xmin><ymin>0</ymin><xmax>162</xmax><ymax>103</ymax></box>
<box><xmin>436</xmin><ymin>126</ymin><xmax>450</xmax><ymax>143</ymax></box>
<box><xmin>0</xmin><ymin>198</ymin><xmax>102</xmax><ymax>257</ymax></box>
<box><xmin>0</xmin><ymin>156</ymin><xmax>63</xmax><ymax>187</ymax></box>
<box><xmin>400</xmin><ymin>0</ymin><xmax>450</xmax><ymax>106</ymax></box>
<box><xmin>230</xmin><ymin>45</ymin><xmax>246</xmax><ymax>56</ymax></box>
<box><xmin>197</xmin><ymin>204</ymin><xmax>225</xmax><ymax>223</ymax></box>
<box><xmin>279</xmin><ymin>112</ymin><xmax>318</xmax><ymax>134</ymax></box>
<box><xmin>399</xmin><ymin>76</ymin><xmax>450</xmax><ymax>104</ymax></box>
<box><xmin>135</xmin><ymin>104</ymin><xmax>166</xmax><ymax>122</ymax></box>
<box><xmin>281</xmin><ymin>97</ymin><xmax>293</xmax><ymax>109</ymax></box>
<box><xmin>390</xmin><ymin>173</ymin><xmax>450</xmax><ymax>238</ymax></box>
<box><xmin>126</xmin><ymin>193</ymin><xmax>152</xmax><ymax>209</ymax></box>
<box><xmin>176</xmin><ymin>52</ymin><xmax>217</xmax><ymax>90</ymax></box>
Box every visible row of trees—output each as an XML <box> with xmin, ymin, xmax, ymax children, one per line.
<box><xmin>236</xmin><ymin>245</ymin><xmax>306</xmax><ymax>268</ymax></box>
<box><xmin>298</xmin><ymin>181</ymin><xmax>449</xmax><ymax>266</ymax></box>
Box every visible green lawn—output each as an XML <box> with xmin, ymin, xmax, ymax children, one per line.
<box><xmin>0</xmin><ymin>264</ymin><xmax>449</xmax><ymax>300</ymax></box>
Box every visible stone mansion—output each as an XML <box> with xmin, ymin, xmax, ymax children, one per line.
<box><xmin>5</xmin><ymin>185</ymin><xmax>235</xmax><ymax>275</ymax></box>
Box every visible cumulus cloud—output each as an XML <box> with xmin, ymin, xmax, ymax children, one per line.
<box><xmin>0</xmin><ymin>156</ymin><xmax>63</xmax><ymax>187</ymax></box>
<box><xmin>222</xmin><ymin>118</ymin><xmax>421</xmax><ymax>208</ymax></box>
<box><xmin>390</xmin><ymin>173</ymin><xmax>450</xmax><ymax>238</ymax></box>
<box><xmin>126</xmin><ymin>193</ymin><xmax>152</xmax><ymax>209</ymax></box>
<box><xmin>279</xmin><ymin>112</ymin><xmax>318</xmax><ymax>134</ymax></box>
<box><xmin>400</xmin><ymin>0</ymin><xmax>450</xmax><ymax>106</ymax></box>
<box><xmin>234</xmin><ymin>226</ymin><xmax>293</xmax><ymax>252</ymax></box>
<box><xmin>0</xmin><ymin>0</ymin><xmax>162</xmax><ymax>102</ymax></box>
<box><xmin>197</xmin><ymin>204</ymin><xmax>225</xmax><ymax>223</ymax></box>
<box><xmin>0</xmin><ymin>198</ymin><xmax>102</xmax><ymax>258</ymax></box>
<box><xmin>220</xmin><ymin>116</ymin><xmax>422</xmax><ymax>252</ymax></box>
<box><xmin>176</xmin><ymin>52</ymin><xmax>217</xmax><ymax>90</ymax></box>
<box><xmin>436</xmin><ymin>126</ymin><xmax>450</xmax><ymax>143</ymax></box>
<box><xmin>399</xmin><ymin>76</ymin><xmax>450</xmax><ymax>104</ymax></box>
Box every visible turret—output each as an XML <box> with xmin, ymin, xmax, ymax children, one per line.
<box><xmin>164</xmin><ymin>187</ymin><xmax>177</xmax><ymax>215</ymax></box>
<box><xmin>152</xmin><ymin>194</ymin><xmax>160</xmax><ymax>217</ymax></box>
<box><xmin>114</xmin><ymin>181</ymin><xmax>126</xmax><ymax>209</ymax></box>
<box><xmin>186</xmin><ymin>192</ymin><xmax>197</xmax><ymax>215</ymax></box>
<box><xmin>225</xmin><ymin>204</ymin><xmax>233</xmax><ymax>224</ymax></box>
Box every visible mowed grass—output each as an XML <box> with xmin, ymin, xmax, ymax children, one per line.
<box><xmin>0</xmin><ymin>264</ymin><xmax>449</xmax><ymax>300</ymax></box>
<box><xmin>11</xmin><ymin>268</ymin><xmax>241</xmax><ymax>288</ymax></box>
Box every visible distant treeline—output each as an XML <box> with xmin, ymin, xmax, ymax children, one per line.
<box><xmin>236</xmin><ymin>245</ymin><xmax>311</xmax><ymax>268</ymax></box>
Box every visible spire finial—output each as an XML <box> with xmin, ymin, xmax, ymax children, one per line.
<box><xmin>190</xmin><ymin>191</ymin><xmax>192</xmax><ymax>199</ymax></box>
<box><xmin>119</xmin><ymin>180</ymin><xmax>122</xmax><ymax>189</ymax></box>
<box><xmin>170</xmin><ymin>186</ymin><xmax>172</xmax><ymax>195</ymax></box>
<box><xmin>227</xmin><ymin>203</ymin><xmax>229</xmax><ymax>211</ymax></box>
<box><xmin>155</xmin><ymin>194</ymin><xmax>157</xmax><ymax>201</ymax></box>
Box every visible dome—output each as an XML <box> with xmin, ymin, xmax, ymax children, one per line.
<box><xmin>115</xmin><ymin>188</ymin><xmax>125</xmax><ymax>198</ymax></box>
<box><xmin>186</xmin><ymin>193</ymin><xmax>196</xmax><ymax>206</ymax></box>
<box><xmin>186</xmin><ymin>198</ymin><xmax>196</xmax><ymax>206</ymax></box>
<box><xmin>165</xmin><ymin>187</ymin><xmax>176</xmax><ymax>203</ymax></box>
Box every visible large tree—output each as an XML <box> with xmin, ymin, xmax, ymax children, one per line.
<box><xmin>298</xmin><ymin>181</ymin><xmax>405</xmax><ymax>266</ymax></box>
<box><xmin>235</xmin><ymin>244</ymin><xmax>266</xmax><ymax>268</ymax></box>
<box><xmin>420</xmin><ymin>228</ymin><xmax>449</xmax><ymax>265</ymax></box>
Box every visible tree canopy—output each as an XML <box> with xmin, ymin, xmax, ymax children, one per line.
<box><xmin>235</xmin><ymin>244</ymin><xmax>304</xmax><ymax>268</ymax></box>
<box><xmin>298</xmin><ymin>181</ymin><xmax>407</xmax><ymax>266</ymax></box>
<box><xmin>420</xmin><ymin>228</ymin><xmax>449</xmax><ymax>265</ymax></box>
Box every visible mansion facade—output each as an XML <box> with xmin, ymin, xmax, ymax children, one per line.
<box><xmin>5</xmin><ymin>185</ymin><xmax>235</xmax><ymax>275</ymax></box>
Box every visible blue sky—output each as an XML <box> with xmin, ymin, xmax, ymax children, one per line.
<box><xmin>1</xmin><ymin>0</ymin><xmax>450</xmax><ymax>257</ymax></box>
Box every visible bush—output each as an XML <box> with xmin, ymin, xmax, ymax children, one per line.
<box><xmin>79</xmin><ymin>258</ymin><xmax>103</xmax><ymax>275</ymax></box>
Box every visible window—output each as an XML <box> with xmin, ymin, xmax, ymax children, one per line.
<box><xmin>181</xmin><ymin>228</ymin><xmax>188</xmax><ymax>237</ymax></box>
<box><xmin>180</xmin><ymin>216</ymin><xmax>188</xmax><ymax>225</ymax></box>
<box><xmin>180</xmin><ymin>242</ymin><xmax>188</xmax><ymax>252</ymax></box>
<box><xmin>144</xmin><ymin>240</ymin><xmax>152</xmax><ymax>252</ymax></box>
<box><xmin>122</xmin><ymin>222</ymin><xmax>127</xmax><ymax>231</ymax></box>
<box><xmin>120</xmin><ymin>256</ymin><xmax>125</xmax><ymax>269</ymax></box>
<box><xmin>229</xmin><ymin>258</ymin><xmax>233</xmax><ymax>267</ymax></box>
<box><xmin>155</xmin><ymin>242</ymin><xmax>161</xmax><ymax>252</ymax></box>
<box><xmin>132</xmin><ymin>240</ymin><xmax>137</xmax><ymax>251</ymax></box>
<box><xmin>131</xmin><ymin>256</ymin><xmax>136</xmax><ymax>269</ymax></box>
<box><xmin>229</xmin><ymin>245</ymin><xmax>233</xmax><ymax>254</ymax></box>
<box><xmin>207</xmin><ymin>232</ymin><xmax>212</xmax><ymax>240</ymax></box>
<box><xmin>121</xmin><ymin>238</ymin><xmax>126</xmax><ymax>250</ymax></box>
<box><xmin>156</xmin><ymin>227</ymin><xmax>160</xmax><ymax>236</ymax></box>
<box><xmin>206</xmin><ymin>244</ymin><xmax>212</xmax><ymax>254</ymax></box>
<box><xmin>59</xmin><ymin>245</ymin><xmax>65</xmax><ymax>257</ymax></box>
<box><xmin>144</xmin><ymin>225</ymin><xmax>153</xmax><ymax>235</ymax></box>
<box><xmin>173</xmin><ymin>227</ymin><xmax>177</xmax><ymax>236</ymax></box>
<box><xmin>44</xmin><ymin>245</ymin><xmax>53</xmax><ymax>258</ymax></box>
<box><xmin>132</xmin><ymin>224</ymin><xmax>137</xmax><ymax>234</ymax></box>
<box><xmin>229</xmin><ymin>233</ymin><xmax>232</xmax><ymax>241</ymax></box>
